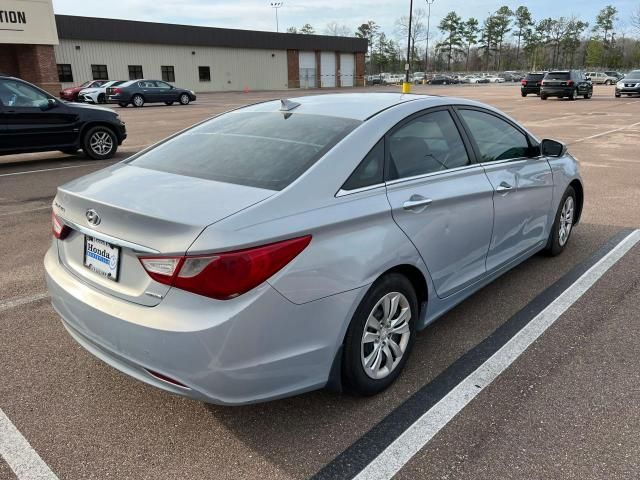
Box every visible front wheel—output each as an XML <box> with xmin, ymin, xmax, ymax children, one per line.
<box><xmin>82</xmin><ymin>126</ymin><xmax>118</xmax><ymax>160</ymax></box>
<box><xmin>118</xmin><ymin>102</ymin><xmax>128</xmax><ymax>107</ymax></box>
<box><xmin>165</xmin><ymin>101</ymin><xmax>174</xmax><ymax>105</ymax></box>
<box><xmin>569</xmin><ymin>88</ymin><xmax>577</xmax><ymax>100</ymax></box>
<box><xmin>521</xmin><ymin>92</ymin><xmax>527</xmax><ymax>97</ymax></box>
<box><xmin>97</xmin><ymin>93</ymin><xmax>106</xmax><ymax>104</ymax></box>
<box><xmin>179</xmin><ymin>93</ymin><xmax>191</xmax><ymax>105</ymax></box>
<box><xmin>584</xmin><ymin>91</ymin><xmax>593</xmax><ymax>99</ymax></box>
<box><xmin>541</xmin><ymin>94</ymin><xmax>548</xmax><ymax>100</ymax></box>
<box><xmin>132</xmin><ymin>94</ymin><xmax>145</xmax><ymax>108</ymax></box>
<box><xmin>615</xmin><ymin>92</ymin><xmax>621</xmax><ymax>98</ymax></box>
<box><xmin>545</xmin><ymin>186</ymin><xmax>576</xmax><ymax>256</ymax></box>
<box><xmin>342</xmin><ymin>273</ymin><xmax>417</xmax><ymax>396</ymax></box>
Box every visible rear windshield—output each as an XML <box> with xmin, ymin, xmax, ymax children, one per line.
<box><xmin>545</xmin><ymin>72</ymin><xmax>570</xmax><ymax>80</ymax></box>
<box><xmin>525</xmin><ymin>73</ymin><xmax>544</xmax><ymax>80</ymax></box>
<box><xmin>128</xmin><ymin>112</ymin><xmax>361</xmax><ymax>190</ymax></box>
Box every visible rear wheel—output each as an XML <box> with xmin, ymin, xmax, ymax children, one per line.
<box><xmin>118</xmin><ymin>102</ymin><xmax>128</xmax><ymax>107</ymax></box>
<box><xmin>82</xmin><ymin>126</ymin><xmax>118</xmax><ymax>160</ymax></box>
<box><xmin>545</xmin><ymin>186</ymin><xmax>576</xmax><ymax>256</ymax></box>
<box><xmin>343</xmin><ymin>273</ymin><xmax>417</xmax><ymax>396</ymax></box>
<box><xmin>97</xmin><ymin>93</ymin><xmax>106</xmax><ymax>104</ymax></box>
<box><xmin>521</xmin><ymin>92</ymin><xmax>527</xmax><ymax>97</ymax></box>
<box><xmin>132</xmin><ymin>94</ymin><xmax>145</xmax><ymax>108</ymax></box>
<box><xmin>541</xmin><ymin>94</ymin><xmax>548</xmax><ymax>100</ymax></box>
<box><xmin>179</xmin><ymin>93</ymin><xmax>190</xmax><ymax>105</ymax></box>
<box><xmin>585</xmin><ymin>91</ymin><xmax>593</xmax><ymax>99</ymax></box>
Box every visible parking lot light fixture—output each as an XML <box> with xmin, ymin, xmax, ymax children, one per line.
<box><xmin>270</xmin><ymin>2</ymin><xmax>283</xmax><ymax>33</ymax></box>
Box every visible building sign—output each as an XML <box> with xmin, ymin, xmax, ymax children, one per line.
<box><xmin>0</xmin><ymin>0</ymin><xmax>58</xmax><ymax>45</ymax></box>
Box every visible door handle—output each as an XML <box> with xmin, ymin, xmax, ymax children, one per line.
<box><xmin>496</xmin><ymin>181</ymin><xmax>513</xmax><ymax>193</ymax></box>
<box><xmin>403</xmin><ymin>195</ymin><xmax>433</xmax><ymax>211</ymax></box>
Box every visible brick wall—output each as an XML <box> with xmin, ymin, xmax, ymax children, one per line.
<box><xmin>355</xmin><ymin>52</ymin><xmax>365</xmax><ymax>87</ymax></box>
<box><xmin>286</xmin><ymin>49</ymin><xmax>299</xmax><ymax>88</ymax></box>
<box><xmin>3</xmin><ymin>44</ymin><xmax>61</xmax><ymax>95</ymax></box>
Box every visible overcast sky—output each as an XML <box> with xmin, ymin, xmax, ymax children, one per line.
<box><xmin>52</xmin><ymin>0</ymin><xmax>639</xmax><ymax>40</ymax></box>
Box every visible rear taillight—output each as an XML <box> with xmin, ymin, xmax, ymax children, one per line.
<box><xmin>567</xmin><ymin>80</ymin><xmax>574</xmax><ymax>86</ymax></box>
<box><xmin>52</xmin><ymin>211</ymin><xmax>70</xmax><ymax>240</ymax></box>
<box><xmin>139</xmin><ymin>235</ymin><xmax>312</xmax><ymax>300</ymax></box>
<box><xmin>112</xmin><ymin>88</ymin><xmax>122</xmax><ymax>94</ymax></box>
<box><xmin>521</xmin><ymin>79</ymin><xmax>526</xmax><ymax>86</ymax></box>
<box><xmin>541</xmin><ymin>81</ymin><xmax>546</xmax><ymax>86</ymax></box>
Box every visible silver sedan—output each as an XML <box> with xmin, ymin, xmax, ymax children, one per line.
<box><xmin>45</xmin><ymin>93</ymin><xmax>583</xmax><ymax>405</ymax></box>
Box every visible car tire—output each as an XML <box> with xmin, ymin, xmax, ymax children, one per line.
<box><xmin>179</xmin><ymin>93</ymin><xmax>191</xmax><ymax>105</ymax></box>
<box><xmin>604</xmin><ymin>80</ymin><xmax>611</xmax><ymax>85</ymax></box>
<box><xmin>97</xmin><ymin>93</ymin><xmax>106</xmax><ymax>104</ymax></box>
<box><xmin>342</xmin><ymin>273</ymin><xmax>418</xmax><ymax>396</ymax></box>
<box><xmin>584</xmin><ymin>91</ymin><xmax>593</xmax><ymax>99</ymax></box>
<box><xmin>541</xmin><ymin>94</ymin><xmax>548</xmax><ymax>100</ymax></box>
<box><xmin>118</xmin><ymin>102</ymin><xmax>128</xmax><ymax>107</ymax></box>
<box><xmin>545</xmin><ymin>186</ymin><xmax>577</xmax><ymax>257</ymax></box>
<box><xmin>82</xmin><ymin>126</ymin><xmax>118</xmax><ymax>160</ymax></box>
<box><xmin>615</xmin><ymin>93</ymin><xmax>621</xmax><ymax>98</ymax></box>
<box><xmin>165</xmin><ymin>101</ymin><xmax>174</xmax><ymax>105</ymax></box>
<box><xmin>132</xmin><ymin>94</ymin><xmax>145</xmax><ymax>108</ymax></box>
<box><xmin>569</xmin><ymin>88</ymin><xmax>577</xmax><ymax>100</ymax></box>
<box><xmin>521</xmin><ymin>92</ymin><xmax>527</xmax><ymax>97</ymax></box>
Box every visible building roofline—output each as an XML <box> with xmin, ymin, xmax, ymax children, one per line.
<box><xmin>54</xmin><ymin>15</ymin><xmax>368</xmax><ymax>53</ymax></box>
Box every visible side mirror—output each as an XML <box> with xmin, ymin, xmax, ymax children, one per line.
<box><xmin>541</xmin><ymin>139</ymin><xmax>567</xmax><ymax>157</ymax></box>
<box><xmin>39</xmin><ymin>98</ymin><xmax>57</xmax><ymax>111</ymax></box>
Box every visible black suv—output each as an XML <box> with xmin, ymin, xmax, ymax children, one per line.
<box><xmin>540</xmin><ymin>70</ymin><xmax>593</xmax><ymax>100</ymax></box>
<box><xmin>0</xmin><ymin>76</ymin><xmax>126</xmax><ymax>159</ymax></box>
<box><xmin>520</xmin><ymin>72</ymin><xmax>546</xmax><ymax>96</ymax></box>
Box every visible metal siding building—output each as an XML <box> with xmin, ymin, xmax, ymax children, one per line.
<box><xmin>53</xmin><ymin>15</ymin><xmax>367</xmax><ymax>92</ymax></box>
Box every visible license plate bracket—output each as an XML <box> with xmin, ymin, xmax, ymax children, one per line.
<box><xmin>83</xmin><ymin>235</ymin><xmax>121</xmax><ymax>282</ymax></box>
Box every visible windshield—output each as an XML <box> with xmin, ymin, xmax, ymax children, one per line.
<box><xmin>627</xmin><ymin>70</ymin><xmax>640</xmax><ymax>79</ymax></box>
<box><xmin>128</xmin><ymin>112</ymin><xmax>361</xmax><ymax>191</ymax></box>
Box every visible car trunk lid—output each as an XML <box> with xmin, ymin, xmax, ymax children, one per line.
<box><xmin>53</xmin><ymin>163</ymin><xmax>275</xmax><ymax>306</ymax></box>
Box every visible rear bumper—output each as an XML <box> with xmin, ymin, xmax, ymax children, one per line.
<box><xmin>107</xmin><ymin>94</ymin><xmax>130</xmax><ymax>104</ymax></box>
<box><xmin>541</xmin><ymin>87</ymin><xmax>573</xmax><ymax>97</ymax></box>
<box><xmin>521</xmin><ymin>86</ymin><xmax>540</xmax><ymax>94</ymax></box>
<box><xmin>44</xmin><ymin>246</ymin><xmax>363</xmax><ymax>405</ymax></box>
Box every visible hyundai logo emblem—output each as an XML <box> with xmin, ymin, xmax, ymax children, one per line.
<box><xmin>86</xmin><ymin>209</ymin><xmax>101</xmax><ymax>226</ymax></box>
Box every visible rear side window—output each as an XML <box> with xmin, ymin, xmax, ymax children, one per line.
<box><xmin>129</xmin><ymin>112</ymin><xmax>360</xmax><ymax>191</ymax></box>
<box><xmin>458</xmin><ymin>109</ymin><xmax>531</xmax><ymax>162</ymax></box>
<box><xmin>342</xmin><ymin>139</ymin><xmax>384</xmax><ymax>191</ymax></box>
<box><xmin>545</xmin><ymin>71</ymin><xmax>570</xmax><ymax>80</ymax></box>
<box><xmin>387</xmin><ymin>110</ymin><xmax>470</xmax><ymax>180</ymax></box>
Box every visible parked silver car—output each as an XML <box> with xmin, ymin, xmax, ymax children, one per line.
<box><xmin>46</xmin><ymin>93</ymin><xmax>583</xmax><ymax>405</ymax></box>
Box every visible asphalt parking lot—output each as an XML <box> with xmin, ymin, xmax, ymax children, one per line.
<box><xmin>1</xmin><ymin>83</ymin><xmax>639</xmax><ymax>480</ymax></box>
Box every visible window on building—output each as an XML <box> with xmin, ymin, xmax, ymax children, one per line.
<box><xmin>57</xmin><ymin>64</ymin><xmax>73</xmax><ymax>83</ymax></box>
<box><xmin>91</xmin><ymin>64</ymin><xmax>108</xmax><ymax>80</ymax></box>
<box><xmin>198</xmin><ymin>66</ymin><xmax>211</xmax><ymax>82</ymax></box>
<box><xmin>161</xmin><ymin>66</ymin><xmax>175</xmax><ymax>82</ymax></box>
<box><xmin>128</xmin><ymin>65</ymin><xmax>143</xmax><ymax>80</ymax></box>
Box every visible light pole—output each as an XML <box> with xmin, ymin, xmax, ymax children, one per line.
<box><xmin>405</xmin><ymin>0</ymin><xmax>414</xmax><ymax>84</ymax></box>
<box><xmin>270</xmin><ymin>2</ymin><xmax>283</xmax><ymax>33</ymax></box>
<box><xmin>424</xmin><ymin>0</ymin><xmax>435</xmax><ymax>73</ymax></box>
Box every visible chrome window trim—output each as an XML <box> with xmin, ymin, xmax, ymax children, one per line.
<box><xmin>336</xmin><ymin>183</ymin><xmax>386</xmax><ymax>197</ymax></box>
<box><xmin>384</xmin><ymin>163</ymin><xmax>479</xmax><ymax>187</ymax></box>
<box><xmin>477</xmin><ymin>155</ymin><xmax>543</xmax><ymax>167</ymax></box>
<box><xmin>60</xmin><ymin>218</ymin><xmax>160</xmax><ymax>254</ymax></box>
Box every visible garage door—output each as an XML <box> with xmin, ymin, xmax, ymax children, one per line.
<box><xmin>320</xmin><ymin>52</ymin><xmax>336</xmax><ymax>88</ymax></box>
<box><xmin>340</xmin><ymin>53</ymin><xmax>355</xmax><ymax>87</ymax></box>
<box><xmin>299</xmin><ymin>51</ymin><xmax>316</xmax><ymax>88</ymax></box>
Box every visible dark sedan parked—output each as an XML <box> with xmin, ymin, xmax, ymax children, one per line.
<box><xmin>520</xmin><ymin>72</ymin><xmax>546</xmax><ymax>96</ymax></box>
<box><xmin>429</xmin><ymin>75</ymin><xmax>458</xmax><ymax>85</ymax></box>
<box><xmin>615</xmin><ymin>70</ymin><xmax>640</xmax><ymax>97</ymax></box>
<box><xmin>0</xmin><ymin>75</ymin><xmax>126</xmax><ymax>159</ymax></box>
<box><xmin>541</xmin><ymin>70</ymin><xmax>593</xmax><ymax>100</ymax></box>
<box><xmin>107</xmin><ymin>80</ymin><xmax>196</xmax><ymax>107</ymax></box>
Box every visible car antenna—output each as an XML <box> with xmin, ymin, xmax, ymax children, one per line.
<box><xmin>280</xmin><ymin>99</ymin><xmax>301</xmax><ymax>112</ymax></box>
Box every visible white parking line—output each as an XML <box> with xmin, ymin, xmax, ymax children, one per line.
<box><xmin>570</xmin><ymin>121</ymin><xmax>640</xmax><ymax>144</ymax></box>
<box><xmin>354</xmin><ymin>229</ymin><xmax>640</xmax><ymax>480</ymax></box>
<box><xmin>0</xmin><ymin>409</ymin><xmax>59</xmax><ymax>480</ymax></box>
<box><xmin>0</xmin><ymin>293</ymin><xmax>50</xmax><ymax>313</ymax></box>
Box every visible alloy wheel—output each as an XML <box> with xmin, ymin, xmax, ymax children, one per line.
<box><xmin>360</xmin><ymin>292</ymin><xmax>411</xmax><ymax>380</ymax></box>
<box><xmin>89</xmin><ymin>131</ymin><xmax>114</xmax><ymax>156</ymax></box>
<box><xmin>558</xmin><ymin>196</ymin><xmax>574</xmax><ymax>247</ymax></box>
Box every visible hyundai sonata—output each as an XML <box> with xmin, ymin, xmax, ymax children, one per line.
<box><xmin>46</xmin><ymin>93</ymin><xmax>583</xmax><ymax>405</ymax></box>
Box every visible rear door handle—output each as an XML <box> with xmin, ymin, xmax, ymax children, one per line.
<box><xmin>403</xmin><ymin>195</ymin><xmax>433</xmax><ymax>211</ymax></box>
<box><xmin>496</xmin><ymin>181</ymin><xmax>513</xmax><ymax>193</ymax></box>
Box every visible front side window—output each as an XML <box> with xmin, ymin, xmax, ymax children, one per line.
<box><xmin>387</xmin><ymin>110</ymin><xmax>470</xmax><ymax>180</ymax></box>
<box><xmin>128</xmin><ymin>65</ymin><xmax>143</xmax><ymax>80</ymax></box>
<box><xmin>128</xmin><ymin>112</ymin><xmax>361</xmax><ymax>191</ymax></box>
<box><xmin>342</xmin><ymin>139</ymin><xmax>384</xmax><ymax>191</ymax></box>
<box><xmin>91</xmin><ymin>64</ymin><xmax>108</xmax><ymax>80</ymax></box>
<box><xmin>57</xmin><ymin>64</ymin><xmax>73</xmax><ymax>83</ymax></box>
<box><xmin>161</xmin><ymin>66</ymin><xmax>175</xmax><ymax>82</ymax></box>
<box><xmin>458</xmin><ymin>109</ymin><xmax>532</xmax><ymax>162</ymax></box>
<box><xmin>0</xmin><ymin>79</ymin><xmax>49</xmax><ymax>108</ymax></box>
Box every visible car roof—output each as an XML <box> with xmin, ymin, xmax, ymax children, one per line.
<box><xmin>240</xmin><ymin>93</ymin><xmax>438</xmax><ymax>121</ymax></box>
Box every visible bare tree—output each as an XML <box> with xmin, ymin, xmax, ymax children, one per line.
<box><xmin>324</xmin><ymin>21</ymin><xmax>351</xmax><ymax>37</ymax></box>
<box><xmin>395</xmin><ymin>8</ymin><xmax>427</xmax><ymax>66</ymax></box>
<box><xmin>632</xmin><ymin>6</ymin><xmax>640</xmax><ymax>33</ymax></box>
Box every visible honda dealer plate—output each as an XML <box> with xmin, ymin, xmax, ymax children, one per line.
<box><xmin>84</xmin><ymin>235</ymin><xmax>120</xmax><ymax>282</ymax></box>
